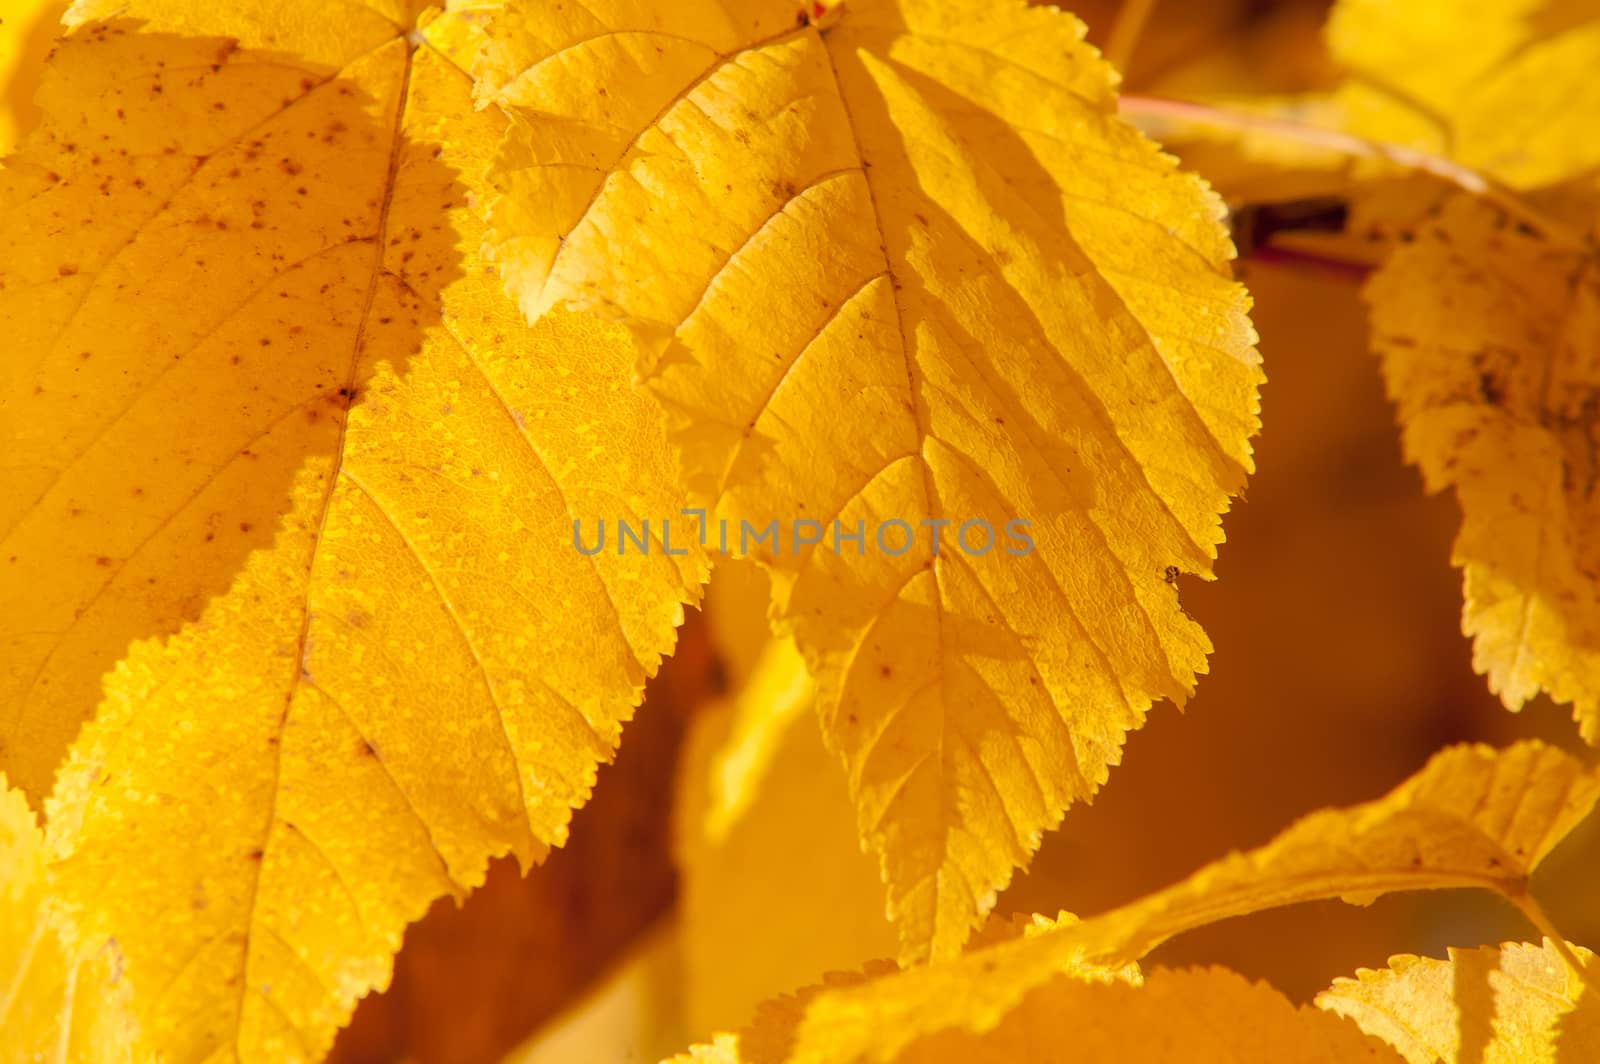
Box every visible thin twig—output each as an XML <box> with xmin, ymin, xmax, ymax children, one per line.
<box><xmin>1246</xmin><ymin>241</ymin><xmax>1373</xmax><ymax>282</ymax></box>
<box><xmin>1105</xmin><ymin>0</ymin><xmax>1158</xmax><ymax>73</ymax></box>
<box><xmin>1118</xmin><ymin>94</ymin><xmax>1589</xmax><ymax>251</ymax></box>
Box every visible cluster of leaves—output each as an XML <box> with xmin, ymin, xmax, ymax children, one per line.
<box><xmin>0</xmin><ymin>0</ymin><xmax>1597</xmax><ymax>1061</ymax></box>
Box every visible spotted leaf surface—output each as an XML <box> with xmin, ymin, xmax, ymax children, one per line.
<box><xmin>4</xmin><ymin>4</ymin><xmax>703</xmax><ymax>1060</ymax></box>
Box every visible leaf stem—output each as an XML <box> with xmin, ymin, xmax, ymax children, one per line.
<box><xmin>1513</xmin><ymin>892</ymin><xmax>1600</xmax><ymax>995</ymax></box>
<box><xmin>1104</xmin><ymin>0</ymin><xmax>1159</xmax><ymax>73</ymax></box>
<box><xmin>1118</xmin><ymin>93</ymin><xmax>1588</xmax><ymax>251</ymax></box>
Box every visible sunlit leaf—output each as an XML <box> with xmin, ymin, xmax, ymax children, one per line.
<box><xmin>1328</xmin><ymin>0</ymin><xmax>1600</xmax><ymax>189</ymax></box>
<box><xmin>5</xmin><ymin>5</ymin><xmax>704</xmax><ymax>1060</ymax></box>
<box><xmin>0</xmin><ymin>775</ymin><xmax>139</xmax><ymax>1063</ymax></box>
<box><xmin>479</xmin><ymin>0</ymin><xmax>1261</xmax><ymax>962</ymax></box>
<box><xmin>1319</xmin><ymin>939</ymin><xmax>1600</xmax><ymax>1064</ymax></box>
<box><xmin>679</xmin><ymin>964</ymin><xmax>1401</xmax><ymax>1064</ymax></box>
<box><xmin>663</xmin><ymin>741</ymin><xmax>1599</xmax><ymax>1063</ymax></box>
<box><xmin>1365</xmin><ymin>194</ymin><xmax>1600</xmax><ymax>742</ymax></box>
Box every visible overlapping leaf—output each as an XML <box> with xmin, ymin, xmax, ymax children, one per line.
<box><xmin>478</xmin><ymin>0</ymin><xmax>1261</xmax><ymax>961</ymax></box>
<box><xmin>1328</xmin><ymin>0</ymin><xmax>1600</xmax><ymax>189</ymax></box>
<box><xmin>1155</xmin><ymin>0</ymin><xmax>1600</xmax><ymax>741</ymax></box>
<box><xmin>5</xmin><ymin>0</ymin><xmax>420</xmax><ymax>790</ymax></box>
<box><xmin>662</xmin><ymin>741</ymin><xmax>1600</xmax><ymax>1063</ymax></box>
<box><xmin>1319</xmin><ymin>940</ymin><xmax>1599</xmax><ymax>1063</ymax></box>
<box><xmin>1141</xmin><ymin>0</ymin><xmax>1600</xmax><ymax>210</ymax></box>
<box><xmin>1326</xmin><ymin>0</ymin><xmax>1600</xmax><ymax>745</ymax></box>
<box><xmin>1059</xmin><ymin>740</ymin><xmax>1600</xmax><ymax>964</ymax></box>
<box><xmin>3</xmin><ymin>3</ymin><xmax>704</xmax><ymax>1060</ymax></box>
<box><xmin>896</xmin><ymin>965</ymin><xmax>1402</xmax><ymax>1064</ymax></box>
<box><xmin>680</xmin><ymin>964</ymin><xmax>1402</xmax><ymax>1064</ymax></box>
<box><xmin>0</xmin><ymin>775</ymin><xmax>139</xmax><ymax>1063</ymax></box>
<box><xmin>327</xmin><ymin>628</ymin><xmax>698</xmax><ymax>1064</ymax></box>
<box><xmin>1365</xmin><ymin>194</ymin><xmax>1600</xmax><ymax>743</ymax></box>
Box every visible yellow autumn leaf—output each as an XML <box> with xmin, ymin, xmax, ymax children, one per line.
<box><xmin>3</xmin><ymin>4</ymin><xmax>704</xmax><ymax>1060</ymax></box>
<box><xmin>1185</xmin><ymin>0</ymin><xmax>1600</xmax><ymax>739</ymax></box>
<box><xmin>0</xmin><ymin>774</ymin><xmax>140</xmax><ymax>1063</ymax></box>
<box><xmin>1363</xmin><ymin>194</ymin><xmax>1600</xmax><ymax>743</ymax></box>
<box><xmin>894</xmin><ymin>964</ymin><xmax>1404</xmax><ymax>1064</ymax></box>
<box><xmin>1115</xmin><ymin>0</ymin><xmax>1600</xmax><ymax>275</ymax></box>
<box><xmin>679</xmin><ymin>963</ymin><xmax>1404</xmax><ymax>1064</ymax></box>
<box><xmin>1319</xmin><ymin>0</ymin><xmax>1600</xmax><ymax>742</ymax></box>
<box><xmin>1129</xmin><ymin>1</ymin><xmax>1600</xmax><ymax>743</ymax></box>
<box><xmin>662</xmin><ymin>740</ymin><xmax>1600</xmax><ymax>1063</ymax></box>
<box><xmin>1131</xmin><ymin>0</ymin><xmax>1600</xmax><ymax>221</ymax></box>
<box><xmin>1318</xmin><ymin>939</ymin><xmax>1600</xmax><ymax>1064</ymax></box>
<box><xmin>0</xmin><ymin>0</ymin><xmax>487</xmax><ymax>792</ymax></box>
<box><xmin>1060</xmin><ymin>740</ymin><xmax>1600</xmax><ymax>963</ymax></box>
<box><xmin>1328</xmin><ymin>0</ymin><xmax>1600</xmax><ymax>189</ymax></box>
<box><xmin>478</xmin><ymin>0</ymin><xmax>1261</xmax><ymax>962</ymax></box>
<box><xmin>327</xmin><ymin>638</ymin><xmax>697</xmax><ymax>1064</ymax></box>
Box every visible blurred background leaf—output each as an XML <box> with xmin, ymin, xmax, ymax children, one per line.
<box><xmin>0</xmin><ymin>0</ymin><xmax>67</xmax><ymax>154</ymax></box>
